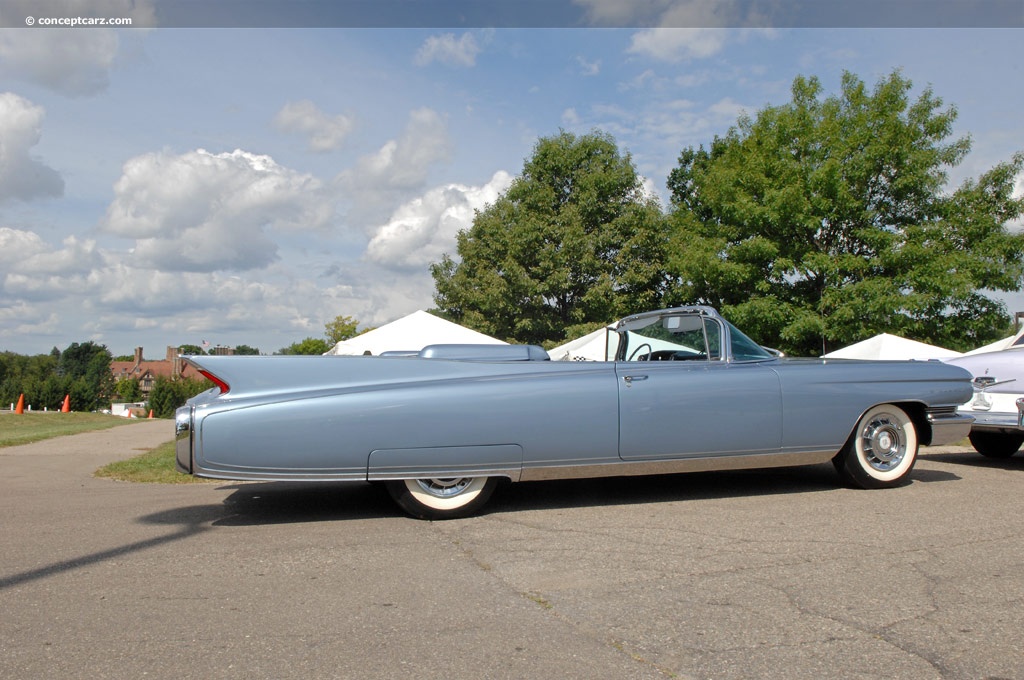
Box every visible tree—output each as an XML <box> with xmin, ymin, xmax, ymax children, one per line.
<box><xmin>325</xmin><ymin>315</ymin><xmax>360</xmax><ymax>344</ymax></box>
<box><xmin>432</xmin><ymin>130</ymin><xmax>669</xmax><ymax>346</ymax></box>
<box><xmin>177</xmin><ymin>344</ymin><xmax>207</xmax><ymax>356</ymax></box>
<box><xmin>116</xmin><ymin>377</ymin><xmax>143</xmax><ymax>402</ymax></box>
<box><xmin>57</xmin><ymin>341</ymin><xmax>114</xmax><ymax>410</ymax></box>
<box><xmin>666</xmin><ymin>70</ymin><xmax>1024</xmax><ymax>355</ymax></box>
<box><xmin>277</xmin><ymin>337</ymin><xmax>331</xmax><ymax>355</ymax></box>
<box><xmin>148</xmin><ymin>376</ymin><xmax>213</xmax><ymax>418</ymax></box>
<box><xmin>233</xmin><ymin>344</ymin><xmax>261</xmax><ymax>355</ymax></box>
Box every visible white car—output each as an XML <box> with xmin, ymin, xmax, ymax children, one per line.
<box><xmin>946</xmin><ymin>347</ymin><xmax>1024</xmax><ymax>457</ymax></box>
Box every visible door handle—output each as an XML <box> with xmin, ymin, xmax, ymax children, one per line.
<box><xmin>623</xmin><ymin>375</ymin><xmax>648</xmax><ymax>384</ymax></box>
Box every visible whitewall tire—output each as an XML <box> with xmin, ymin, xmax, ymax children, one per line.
<box><xmin>385</xmin><ymin>477</ymin><xmax>498</xmax><ymax>520</ymax></box>
<box><xmin>833</xmin><ymin>404</ymin><xmax>918</xmax><ymax>489</ymax></box>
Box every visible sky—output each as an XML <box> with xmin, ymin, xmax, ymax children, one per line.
<box><xmin>0</xmin><ymin>0</ymin><xmax>1022</xmax><ymax>356</ymax></box>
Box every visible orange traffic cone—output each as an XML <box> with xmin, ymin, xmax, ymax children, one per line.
<box><xmin>15</xmin><ymin>393</ymin><xmax>24</xmax><ymax>414</ymax></box>
<box><xmin>61</xmin><ymin>395</ymin><xmax>70</xmax><ymax>413</ymax></box>
<box><xmin>148</xmin><ymin>410</ymin><xmax>154</xmax><ymax>418</ymax></box>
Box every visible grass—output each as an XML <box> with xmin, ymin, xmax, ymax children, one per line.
<box><xmin>0</xmin><ymin>411</ymin><xmax>140</xmax><ymax>448</ymax></box>
<box><xmin>95</xmin><ymin>441</ymin><xmax>215</xmax><ymax>484</ymax></box>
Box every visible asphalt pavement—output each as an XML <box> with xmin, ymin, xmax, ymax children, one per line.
<box><xmin>1</xmin><ymin>419</ymin><xmax>1022</xmax><ymax>679</ymax></box>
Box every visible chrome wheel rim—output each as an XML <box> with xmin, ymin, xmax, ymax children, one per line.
<box><xmin>414</xmin><ymin>478</ymin><xmax>474</xmax><ymax>499</ymax></box>
<box><xmin>859</xmin><ymin>413</ymin><xmax>906</xmax><ymax>471</ymax></box>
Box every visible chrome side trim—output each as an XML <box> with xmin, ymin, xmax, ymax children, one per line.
<box><xmin>368</xmin><ymin>467</ymin><xmax>522</xmax><ymax>483</ymax></box>
<box><xmin>191</xmin><ymin>469</ymin><xmax>370</xmax><ymax>483</ymax></box>
<box><xmin>519</xmin><ymin>449</ymin><xmax>837</xmax><ymax>482</ymax></box>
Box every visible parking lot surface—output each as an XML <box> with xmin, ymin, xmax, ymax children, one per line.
<box><xmin>1</xmin><ymin>419</ymin><xmax>1022</xmax><ymax>679</ymax></box>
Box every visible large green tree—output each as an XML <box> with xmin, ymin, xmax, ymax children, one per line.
<box><xmin>432</xmin><ymin>130</ymin><xmax>668</xmax><ymax>346</ymax></box>
<box><xmin>57</xmin><ymin>341</ymin><xmax>115</xmax><ymax>410</ymax></box>
<box><xmin>277</xmin><ymin>337</ymin><xmax>332</xmax><ymax>355</ymax></box>
<box><xmin>666</xmin><ymin>70</ymin><xmax>1024</xmax><ymax>355</ymax></box>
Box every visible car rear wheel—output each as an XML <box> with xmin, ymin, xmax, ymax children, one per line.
<box><xmin>385</xmin><ymin>477</ymin><xmax>498</xmax><ymax>520</ymax></box>
<box><xmin>968</xmin><ymin>431</ymin><xmax>1024</xmax><ymax>458</ymax></box>
<box><xmin>833</xmin><ymin>404</ymin><xmax>918</xmax><ymax>489</ymax></box>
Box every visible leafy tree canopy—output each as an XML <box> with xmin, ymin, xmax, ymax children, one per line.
<box><xmin>325</xmin><ymin>315</ymin><xmax>362</xmax><ymax>345</ymax></box>
<box><xmin>277</xmin><ymin>337</ymin><xmax>332</xmax><ymax>355</ymax></box>
<box><xmin>177</xmin><ymin>344</ymin><xmax>207</xmax><ymax>356</ymax></box>
<box><xmin>432</xmin><ymin>130</ymin><xmax>669</xmax><ymax>346</ymax></box>
<box><xmin>666</xmin><ymin>70</ymin><xmax>1024</xmax><ymax>355</ymax></box>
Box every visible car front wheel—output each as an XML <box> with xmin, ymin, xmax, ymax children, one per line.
<box><xmin>834</xmin><ymin>404</ymin><xmax>918</xmax><ymax>489</ymax></box>
<box><xmin>968</xmin><ymin>431</ymin><xmax>1024</xmax><ymax>458</ymax></box>
<box><xmin>385</xmin><ymin>477</ymin><xmax>498</xmax><ymax>520</ymax></box>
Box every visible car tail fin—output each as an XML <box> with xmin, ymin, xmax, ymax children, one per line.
<box><xmin>197</xmin><ymin>368</ymin><xmax>230</xmax><ymax>395</ymax></box>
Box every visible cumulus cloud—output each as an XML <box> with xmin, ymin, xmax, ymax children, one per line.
<box><xmin>101</xmin><ymin>148</ymin><xmax>333</xmax><ymax>272</ymax></box>
<box><xmin>0</xmin><ymin>228</ymin><xmax>104</xmax><ymax>304</ymax></box>
<box><xmin>357</xmin><ymin>107</ymin><xmax>451</xmax><ymax>189</ymax></box>
<box><xmin>0</xmin><ymin>93</ymin><xmax>64</xmax><ymax>202</ymax></box>
<box><xmin>364</xmin><ymin>171</ymin><xmax>513</xmax><ymax>269</ymax></box>
<box><xmin>0</xmin><ymin>0</ymin><xmax>155</xmax><ymax>96</ymax></box>
<box><xmin>628</xmin><ymin>27</ymin><xmax>731</xmax><ymax>61</ymax></box>
<box><xmin>576</xmin><ymin>55</ymin><xmax>601</xmax><ymax>76</ymax></box>
<box><xmin>414</xmin><ymin>32</ymin><xmax>481</xmax><ymax>67</ymax></box>
<box><xmin>0</xmin><ymin>227</ymin><xmax>48</xmax><ymax>263</ymax></box>
<box><xmin>274</xmin><ymin>100</ymin><xmax>354</xmax><ymax>152</ymax></box>
<box><xmin>573</xmin><ymin>0</ymin><xmax>773</xmax><ymax>61</ymax></box>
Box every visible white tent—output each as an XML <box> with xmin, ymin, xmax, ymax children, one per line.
<box><xmin>548</xmin><ymin>328</ymin><xmax>701</xmax><ymax>361</ymax></box>
<box><xmin>547</xmin><ymin>327</ymin><xmax>613</xmax><ymax>361</ymax></box>
<box><xmin>822</xmin><ymin>333</ymin><xmax>962</xmax><ymax>361</ymax></box>
<box><xmin>965</xmin><ymin>327</ymin><xmax>1024</xmax><ymax>355</ymax></box>
<box><xmin>325</xmin><ymin>310</ymin><xmax>505</xmax><ymax>356</ymax></box>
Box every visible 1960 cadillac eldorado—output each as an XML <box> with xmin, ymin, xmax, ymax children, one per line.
<box><xmin>175</xmin><ymin>307</ymin><xmax>974</xmax><ymax>519</ymax></box>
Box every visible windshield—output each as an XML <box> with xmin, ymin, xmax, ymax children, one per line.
<box><xmin>615</xmin><ymin>313</ymin><xmax>773</xmax><ymax>362</ymax></box>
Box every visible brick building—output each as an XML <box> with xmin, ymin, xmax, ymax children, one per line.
<box><xmin>110</xmin><ymin>346</ymin><xmax>200</xmax><ymax>396</ymax></box>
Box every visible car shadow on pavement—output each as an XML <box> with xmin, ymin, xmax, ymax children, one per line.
<box><xmin>211</xmin><ymin>481</ymin><xmax>400</xmax><ymax>525</ymax></box>
<box><xmin>204</xmin><ymin>464</ymin><xmax>855</xmax><ymax>523</ymax></box>
<box><xmin>124</xmin><ymin>460</ymin><xmax>970</xmax><ymax>531</ymax></box>
<box><xmin>490</xmin><ymin>463</ymin><xmax>878</xmax><ymax>514</ymax></box>
<box><xmin>0</xmin><ymin>504</ymin><xmax>227</xmax><ymax>591</ymax></box>
<box><xmin>919</xmin><ymin>450</ymin><xmax>1024</xmax><ymax>471</ymax></box>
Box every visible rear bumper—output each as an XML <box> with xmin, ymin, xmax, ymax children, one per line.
<box><xmin>175</xmin><ymin>405</ymin><xmax>193</xmax><ymax>474</ymax></box>
<box><xmin>958</xmin><ymin>395</ymin><xmax>1024</xmax><ymax>434</ymax></box>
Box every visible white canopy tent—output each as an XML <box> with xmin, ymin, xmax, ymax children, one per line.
<box><xmin>324</xmin><ymin>310</ymin><xmax>505</xmax><ymax>356</ymax></box>
<box><xmin>965</xmin><ymin>326</ymin><xmax>1024</xmax><ymax>355</ymax></box>
<box><xmin>822</xmin><ymin>333</ymin><xmax>962</xmax><ymax>361</ymax></box>
<box><xmin>547</xmin><ymin>327</ymin><xmax>613</xmax><ymax>361</ymax></box>
<box><xmin>548</xmin><ymin>327</ymin><xmax>699</xmax><ymax>361</ymax></box>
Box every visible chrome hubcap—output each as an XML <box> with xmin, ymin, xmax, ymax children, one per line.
<box><xmin>860</xmin><ymin>414</ymin><xmax>905</xmax><ymax>471</ymax></box>
<box><xmin>414</xmin><ymin>478</ymin><xmax>473</xmax><ymax>498</ymax></box>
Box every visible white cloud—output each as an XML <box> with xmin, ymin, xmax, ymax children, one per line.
<box><xmin>572</xmin><ymin>0</ymin><xmax>670</xmax><ymax>26</ymax></box>
<box><xmin>0</xmin><ymin>0</ymin><xmax>155</xmax><ymax>97</ymax></box>
<box><xmin>101</xmin><ymin>148</ymin><xmax>333</xmax><ymax>272</ymax></box>
<box><xmin>0</xmin><ymin>93</ymin><xmax>64</xmax><ymax>202</ymax></box>
<box><xmin>337</xmin><ymin>108</ymin><xmax>454</xmax><ymax>233</ymax></box>
<box><xmin>0</xmin><ymin>227</ymin><xmax>48</xmax><ymax>263</ymax></box>
<box><xmin>350</xmin><ymin>108</ymin><xmax>451</xmax><ymax>190</ymax></box>
<box><xmin>274</xmin><ymin>100</ymin><xmax>355</xmax><ymax>152</ymax></box>
<box><xmin>628</xmin><ymin>28</ymin><xmax>730</xmax><ymax>61</ymax></box>
<box><xmin>576</xmin><ymin>55</ymin><xmax>601</xmax><ymax>76</ymax></box>
<box><xmin>414</xmin><ymin>32</ymin><xmax>481</xmax><ymax>67</ymax></box>
<box><xmin>364</xmin><ymin>170</ymin><xmax>514</xmax><ymax>269</ymax></box>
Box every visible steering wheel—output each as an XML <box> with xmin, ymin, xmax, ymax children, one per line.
<box><xmin>627</xmin><ymin>343</ymin><xmax>652</xmax><ymax>361</ymax></box>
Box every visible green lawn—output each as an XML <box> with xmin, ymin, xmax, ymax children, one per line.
<box><xmin>0</xmin><ymin>411</ymin><xmax>140</xmax><ymax>447</ymax></box>
<box><xmin>95</xmin><ymin>441</ymin><xmax>215</xmax><ymax>484</ymax></box>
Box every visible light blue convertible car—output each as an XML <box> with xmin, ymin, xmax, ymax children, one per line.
<box><xmin>176</xmin><ymin>307</ymin><xmax>974</xmax><ymax>519</ymax></box>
